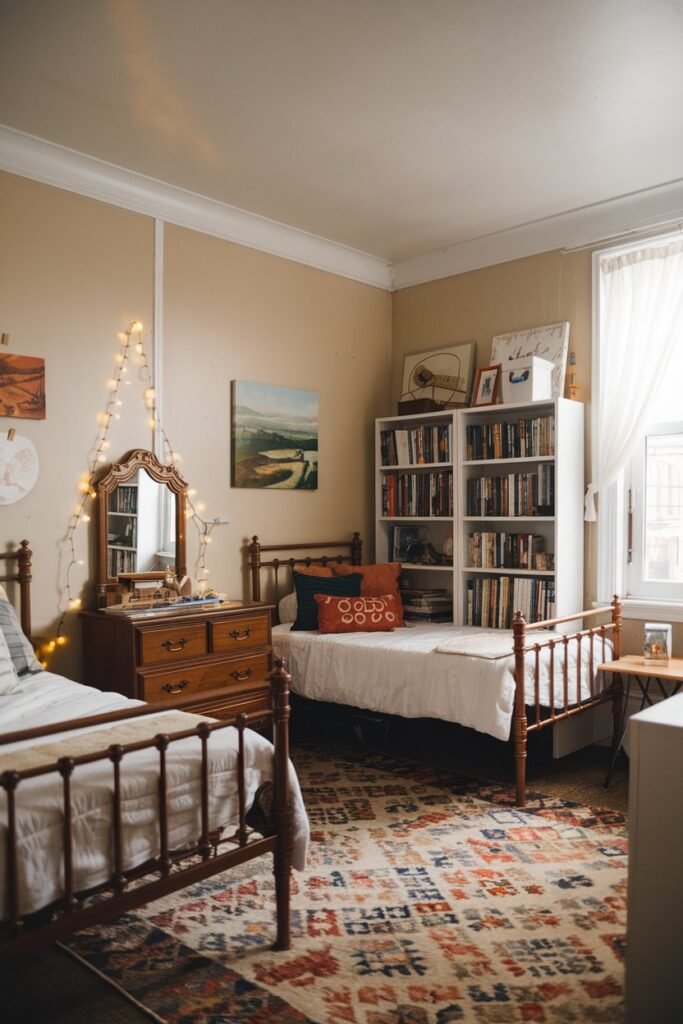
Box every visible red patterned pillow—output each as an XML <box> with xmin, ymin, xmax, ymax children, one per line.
<box><xmin>314</xmin><ymin>594</ymin><xmax>400</xmax><ymax>634</ymax></box>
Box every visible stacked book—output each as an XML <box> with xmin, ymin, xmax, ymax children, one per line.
<box><xmin>467</xmin><ymin>530</ymin><xmax>551</xmax><ymax>570</ymax></box>
<box><xmin>400</xmin><ymin>586</ymin><xmax>453</xmax><ymax>623</ymax></box>
<box><xmin>464</xmin><ymin>576</ymin><xmax>555</xmax><ymax>628</ymax></box>
<box><xmin>465</xmin><ymin>415</ymin><xmax>555</xmax><ymax>461</ymax></box>
<box><xmin>382</xmin><ymin>471</ymin><xmax>453</xmax><ymax>517</ymax></box>
<box><xmin>380</xmin><ymin>424</ymin><xmax>452</xmax><ymax>466</ymax></box>
<box><xmin>465</xmin><ymin>465</ymin><xmax>554</xmax><ymax>517</ymax></box>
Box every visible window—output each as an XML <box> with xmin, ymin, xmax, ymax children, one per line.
<box><xmin>626</xmin><ymin>422</ymin><xmax>683</xmax><ymax>601</ymax></box>
<box><xmin>592</xmin><ymin>233</ymin><xmax>683</xmax><ymax>611</ymax></box>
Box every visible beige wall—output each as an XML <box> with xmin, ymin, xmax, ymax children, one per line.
<box><xmin>161</xmin><ymin>224</ymin><xmax>391</xmax><ymax>601</ymax></box>
<box><xmin>0</xmin><ymin>172</ymin><xmax>391</xmax><ymax>679</ymax></box>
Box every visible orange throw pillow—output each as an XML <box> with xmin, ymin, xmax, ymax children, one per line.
<box><xmin>294</xmin><ymin>565</ymin><xmax>334</xmax><ymax>577</ymax></box>
<box><xmin>333</xmin><ymin>563</ymin><xmax>404</xmax><ymax>623</ymax></box>
<box><xmin>314</xmin><ymin>594</ymin><xmax>400</xmax><ymax>633</ymax></box>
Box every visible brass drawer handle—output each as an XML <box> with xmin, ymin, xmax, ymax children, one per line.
<box><xmin>229</xmin><ymin>627</ymin><xmax>252</xmax><ymax>642</ymax></box>
<box><xmin>161</xmin><ymin>679</ymin><xmax>189</xmax><ymax>694</ymax></box>
<box><xmin>230</xmin><ymin>667</ymin><xmax>253</xmax><ymax>682</ymax></box>
<box><xmin>161</xmin><ymin>637</ymin><xmax>188</xmax><ymax>652</ymax></box>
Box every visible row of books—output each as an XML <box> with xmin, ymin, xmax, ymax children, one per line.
<box><xmin>107</xmin><ymin>547</ymin><xmax>137</xmax><ymax>577</ymax></box>
<box><xmin>382</xmin><ymin>471</ymin><xmax>453</xmax><ymax>518</ymax></box>
<box><xmin>466</xmin><ymin>531</ymin><xmax>554</xmax><ymax>571</ymax></box>
<box><xmin>108</xmin><ymin>485</ymin><xmax>138</xmax><ymax>513</ymax></box>
<box><xmin>400</xmin><ymin>586</ymin><xmax>453</xmax><ymax>622</ymax></box>
<box><xmin>380</xmin><ymin>425</ymin><xmax>452</xmax><ymax>466</ymax></box>
<box><xmin>465</xmin><ymin>465</ymin><xmax>554</xmax><ymax>517</ymax></box>
<box><xmin>464</xmin><ymin>575</ymin><xmax>556</xmax><ymax>628</ymax></box>
<box><xmin>465</xmin><ymin>416</ymin><xmax>555</xmax><ymax>461</ymax></box>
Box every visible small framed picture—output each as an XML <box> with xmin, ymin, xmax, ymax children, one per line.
<box><xmin>643</xmin><ymin>622</ymin><xmax>672</xmax><ymax>663</ymax></box>
<box><xmin>472</xmin><ymin>364</ymin><xmax>501</xmax><ymax>406</ymax></box>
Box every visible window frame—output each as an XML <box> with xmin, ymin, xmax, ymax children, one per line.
<box><xmin>624</xmin><ymin>421</ymin><xmax>683</xmax><ymax>603</ymax></box>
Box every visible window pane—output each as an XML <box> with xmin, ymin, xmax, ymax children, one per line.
<box><xmin>644</xmin><ymin>433</ymin><xmax>683</xmax><ymax>582</ymax></box>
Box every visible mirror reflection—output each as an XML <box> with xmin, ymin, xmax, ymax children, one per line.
<box><xmin>95</xmin><ymin>449</ymin><xmax>187</xmax><ymax>606</ymax></box>
<box><xmin>106</xmin><ymin>471</ymin><xmax>176</xmax><ymax>576</ymax></box>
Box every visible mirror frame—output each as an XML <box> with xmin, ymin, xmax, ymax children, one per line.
<box><xmin>95</xmin><ymin>448</ymin><xmax>187</xmax><ymax>606</ymax></box>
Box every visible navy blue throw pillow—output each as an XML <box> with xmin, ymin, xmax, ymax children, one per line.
<box><xmin>291</xmin><ymin>572</ymin><xmax>363</xmax><ymax>631</ymax></box>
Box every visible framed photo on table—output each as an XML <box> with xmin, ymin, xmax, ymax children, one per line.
<box><xmin>472</xmin><ymin>364</ymin><xmax>501</xmax><ymax>406</ymax></box>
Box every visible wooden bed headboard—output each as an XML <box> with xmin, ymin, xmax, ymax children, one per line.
<box><xmin>0</xmin><ymin>539</ymin><xmax>32</xmax><ymax>640</ymax></box>
<box><xmin>248</xmin><ymin>533</ymin><xmax>363</xmax><ymax>604</ymax></box>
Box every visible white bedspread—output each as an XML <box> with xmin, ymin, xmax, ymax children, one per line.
<box><xmin>273</xmin><ymin>623</ymin><xmax>612</xmax><ymax>742</ymax></box>
<box><xmin>0</xmin><ymin>672</ymin><xmax>309</xmax><ymax>917</ymax></box>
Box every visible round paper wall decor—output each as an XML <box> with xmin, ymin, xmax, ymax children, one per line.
<box><xmin>0</xmin><ymin>433</ymin><xmax>39</xmax><ymax>504</ymax></box>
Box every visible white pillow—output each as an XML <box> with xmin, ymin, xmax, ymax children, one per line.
<box><xmin>0</xmin><ymin>627</ymin><xmax>21</xmax><ymax>696</ymax></box>
<box><xmin>278</xmin><ymin>591</ymin><xmax>297</xmax><ymax>624</ymax></box>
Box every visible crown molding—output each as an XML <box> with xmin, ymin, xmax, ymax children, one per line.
<box><xmin>4</xmin><ymin>125</ymin><xmax>683</xmax><ymax>294</ymax></box>
<box><xmin>0</xmin><ymin>125</ymin><xmax>392</xmax><ymax>291</ymax></box>
<box><xmin>390</xmin><ymin>178</ymin><xmax>683</xmax><ymax>290</ymax></box>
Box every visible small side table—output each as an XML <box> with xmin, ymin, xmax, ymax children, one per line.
<box><xmin>598</xmin><ymin>655</ymin><xmax>683</xmax><ymax>787</ymax></box>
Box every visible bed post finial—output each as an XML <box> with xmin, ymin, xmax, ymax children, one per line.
<box><xmin>269</xmin><ymin>658</ymin><xmax>292</xmax><ymax>950</ymax></box>
<box><xmin>512</xmin><ymin>611</ymin><xmax>528</xmax><ymax>807</ymax></box>
<box><xmin>611</xmin><ymin>595</ymin><xmax>622</xmax><ymax>660</ymax></box>
<box><xmin>351</xmin><ymin>531</ymin><xmax>363</xmax><ymax>565</ymax></box>
<box><xmin>18</xmin><ymin>540</ymin><xmax>32</xmax><ymax>642</ymax></box>
<box><xmin>249</xmin><ymin>536</ymin><xmax>262</xmax><ymax>602</ymax></box>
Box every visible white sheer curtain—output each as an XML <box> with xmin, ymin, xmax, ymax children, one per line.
<box><xmin>589</xmin><ymin>235</ymin><xmax>683</xmax><ymax>600</ymax></box>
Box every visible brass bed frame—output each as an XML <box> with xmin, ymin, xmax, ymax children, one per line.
<box><xmin>248</xmin><ymin>533</ymin><xmax>623</xmax><ymax>806</ymax></box>
<box><xmin>0</xmin><ymin>541</ymin><xmax>294</xmax><ymax>960</ymax></box>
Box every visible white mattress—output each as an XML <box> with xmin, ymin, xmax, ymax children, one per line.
<box><xmin>273</xmin><ymin>622</ymin><xmax>612</xmax><ymax>742</ymax></box>
<box><xmin>0</xmin><ymin>672</ymin><xmax>309</xmax><ymax>917</ymax></box>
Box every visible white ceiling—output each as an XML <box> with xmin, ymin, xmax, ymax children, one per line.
<box><xmin>2</xmin><ymin>0</ymin><xmax>683</xmax><ymax>281</ymax></box>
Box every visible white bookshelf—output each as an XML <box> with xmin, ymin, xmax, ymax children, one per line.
<box><xmin>375</xmin><ymin>409</ymin><xmax>458</xmax><ymax>611</ymax></box>
<box><xmin>456</xmin><ymin>397</ymin><xmax>584</xmax><ymax>629</ymax></box>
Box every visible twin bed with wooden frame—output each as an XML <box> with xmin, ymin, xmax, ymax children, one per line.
<box><xmin>248</xmin><ymin>533</ymin><xmax>623</xmax><ymax>806</ymax></box>
<box><xmin>0</xmin><ymin>541</ymin><xmax>307</xmax><ymax>961</ymax></box>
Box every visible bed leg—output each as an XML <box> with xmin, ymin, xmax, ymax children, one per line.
<box><xmin>512</xmin><ymin>612</ymin><xmax>528</xmax><ymax>807</ymax></box>
<box><xmin>513</xmin><ymin>715</ymin><xmax>528</xmax><ymax>807</ymax></box>
<box><xmin>270</xmin><ymin>659</ymin><xmax>292</xmax><ymax>951</ymax></box>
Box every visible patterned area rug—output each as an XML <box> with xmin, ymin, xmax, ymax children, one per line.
<box><xmin>67</xmin><ymin>746</ymin><xmax>627</xmax><ymax>1023</ymax></box>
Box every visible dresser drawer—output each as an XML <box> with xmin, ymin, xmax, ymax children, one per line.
<box><xmin>138</xmin><ymin>622</ymin><xmax>208</xmax><ymax>666</ymax></box>
<box><xmin>211</xmin><ymin>613</ymin><xmax>269</xmax><ymax>653</ymax></box>
<box><xmin>140</xmin><ymin>653</ymin><xmax>270</xmax><ymax>704</ymax></box>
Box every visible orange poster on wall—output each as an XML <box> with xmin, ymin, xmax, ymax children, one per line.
<box><xmin>0</xmin><ymin>354</ymin><xmax>46</xmax><ymax>419</ymax></box>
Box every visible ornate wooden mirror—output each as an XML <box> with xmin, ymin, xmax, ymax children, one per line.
<box><xmin>95</xmin><ymin>449</ymin><xmax>187</xmax><ymax>606</ymax></box>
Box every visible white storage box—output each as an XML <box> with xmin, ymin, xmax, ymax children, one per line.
<box><xmin>501</xmin><ymin>356</ymin><xmax>553</xmax><ymax>404</ymax></box>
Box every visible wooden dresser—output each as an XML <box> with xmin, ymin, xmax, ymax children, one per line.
<box><xmin>81</xmin><ymin>601</ymin><xmax>274</xmax><ymax>720</ymax></box>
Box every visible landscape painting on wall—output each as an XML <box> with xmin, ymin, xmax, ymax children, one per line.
<box><xmin>231</xmin><ymin>380</ymin><xmax>319</xmax><ymax>489</ymax></box>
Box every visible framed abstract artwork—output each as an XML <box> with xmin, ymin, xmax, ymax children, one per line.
<box><xmin>401</xmin><ymin>340</ymin><xmax>476</xmax><ymax>407</ymax></box>
<box><xmin>231</xmin><ymin>380</ymin><xmax>319</xmax><ymax>489</ymax></box>
<box><xmin>490</xmin><ymin>322</ymin><xmax>570</xmax><ymax>398</ymax></box>
<box><xmin>0</xmin><ymin>354</ymin><xmax>46</xmax><ymax>419</ymax></box>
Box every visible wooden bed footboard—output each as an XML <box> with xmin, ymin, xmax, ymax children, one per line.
<box><xmin>0</xmin><ymin>662</ymin><xmax>293</xmax><ymax>961</ymax></box>
<box><xmin>512</xmin><ymin>597</ymin><xmax>623</xmax><ymax>805</ymax></box>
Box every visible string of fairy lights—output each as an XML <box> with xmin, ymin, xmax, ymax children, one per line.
<box><xmin>38</xmin><ymin>321</ymin><xmax>220</xmax><ymax>667</ymax></box>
